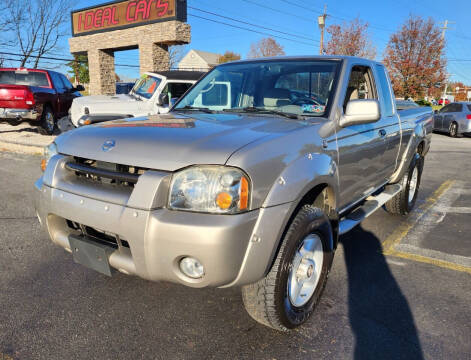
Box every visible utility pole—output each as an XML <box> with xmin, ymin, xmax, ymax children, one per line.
<box><xmin>317</xmin><ymin>5</ymin><xmax>327</xmax><ymax>55</ymax></box>
<box><xmin>439</xmin><ymin>20</ymin><xmax>454</xmax><ymax>104</ymax></box>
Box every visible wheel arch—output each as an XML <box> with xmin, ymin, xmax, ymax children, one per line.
<box><xmin>265</xmin><ymin>182</ymin><xmax>339</xmax><ymax>276</ymax></box>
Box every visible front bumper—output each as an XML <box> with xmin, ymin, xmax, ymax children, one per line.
<box><xmin>34</xmin><ymin>156</ymin><xmax>292</xmax><ymax>288</ymax></box>
<box><xmin>1</xmin><ymin>108</ymin><xmax>38</xmax><ymax>121</ymax></box>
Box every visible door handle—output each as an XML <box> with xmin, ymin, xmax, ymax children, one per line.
<box><xmin>379</xmin><ymin>129</ymin><xmax>386</xmax><ymax>137</ymax></box>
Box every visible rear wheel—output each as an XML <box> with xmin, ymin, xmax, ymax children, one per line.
<box><xmin>241</xmin><ymin>205</ymin><xmax>333</xmax><ymax>331</ymax></box>
<box><xmin>449</xmin><ymin>122</ymin><xmax>460</xmax><ymax>138</ymax></box>
<box><xmin>37</xmin><ymin>106</ymin><xmax>55</xmax><ymax>135</ymax></box>
<box><xmin>385</xmin><ymin>154</ymin><xmax>423</xmax><ymax>215</ymax></box>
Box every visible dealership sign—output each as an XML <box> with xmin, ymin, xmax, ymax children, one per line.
<box><xmin>71</xmin><ymin>0</ymin><xmax>187</xmax><ymax>37</ymax></box>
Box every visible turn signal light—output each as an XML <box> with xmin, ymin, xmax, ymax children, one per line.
<box><xmin>40</xmin><ymin>158</ymin><xmax>47</xmax><ymax>172</ymax></box>
<box><xmin>239</xmin><ymin>177</ymin><xmax>249</xmax><ymax>210</ymax></box>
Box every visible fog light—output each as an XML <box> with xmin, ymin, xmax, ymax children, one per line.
<box><xmin>179</xmin><ymin>257</ymin><xmax>204</xmax><ymax>279</ymax></box>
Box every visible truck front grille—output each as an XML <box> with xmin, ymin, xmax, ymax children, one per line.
<box><xmin>66</xmin><ymin>157</ymin><xmax>147</xmax><ymax>187</ymax></box>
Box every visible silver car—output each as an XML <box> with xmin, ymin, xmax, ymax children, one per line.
<box><xmin>433</xmin><ymin>102</ymin><xmax>471</xmax><ymax>137</ymax></box>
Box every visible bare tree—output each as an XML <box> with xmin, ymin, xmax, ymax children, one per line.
<box><xmin>247</xmin><ymin>37</ymin><xmax>285</xmax><ymax>58</ymax></box>
<box><xmin>169</xmin><ymin>45</ymin><xmax>186</xmax><ymax>69</ymax></box>
<box><xmin>7</xmin><ymin>0</ymin><xmax>73</xmax><ymax>68</ymax></box>
<box><xmin>383</xmin><ymin>15</ymin><xmax>446</xmax><ymax>99</ymax></box>
<box><xmin>325</xmin><ymin>18</ymin><xmax>376</xmax><ymax>59</ymax></box>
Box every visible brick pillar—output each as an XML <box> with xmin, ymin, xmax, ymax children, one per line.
<box><xmin>139</xmin><ymin>43</ymin><xmax>169</xmax><ymax>74</ymax></box>
<box><xmin>88</xmin><ymin>49</ymin><xmax>115</xmax><ymax>95</ymax></box>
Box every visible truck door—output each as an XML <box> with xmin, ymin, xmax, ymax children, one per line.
<box><xmin>49</xmin><ymin>72</ymin><xmax>66</xmax><ymax>117</ymax></box>
<box><xmin>375</xmin><ymin>64</ymin><xmax>401</xmax><ymax>174</ymax></box>
<box><xmin>336</xmin><ymin>65</ymin><xmax>388</xmax><ymax>210</ymax></box>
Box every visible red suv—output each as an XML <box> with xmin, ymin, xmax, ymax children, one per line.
<box><xmin>0</xmin><ymin>68</ymin><xmax>84</xmax><ymax>134</ymax></box>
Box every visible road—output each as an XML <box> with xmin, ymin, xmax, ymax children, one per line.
<box><xmin>0</xmin><ymin>133</ymin><xmax>470</xmax><ymax>360</ymax></box>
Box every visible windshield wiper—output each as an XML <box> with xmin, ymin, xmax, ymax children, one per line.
<box><xmin>176</xmin><ymin>105</ymin><xmax>215</xmax><ymax>113</ymax></box>
<box><xmin>223</xmin><ymin>107</ymin><xmax>304</xmax><ymax>120</ymax></box>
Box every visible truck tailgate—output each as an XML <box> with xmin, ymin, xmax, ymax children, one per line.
<box><xmin>0</xmin><ymin>84</ymin><xmax>31</xmax><ymax>109</ymax></box>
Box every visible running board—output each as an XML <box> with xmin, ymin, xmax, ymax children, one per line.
<box><xmin>338</xmin><ymin>184</ymin><xmax>402</xmax><ymax>235</ymax></box>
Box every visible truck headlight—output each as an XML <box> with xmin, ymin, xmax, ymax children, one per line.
<box><xmin>41</xmin><ymin>142</ymin><xmax>58</xmax><ymax>172</ymax></box>
<box><xmin>169</xmin><ymin>166</ymin><xmax>250</xmax><ymax>214</ymax></box>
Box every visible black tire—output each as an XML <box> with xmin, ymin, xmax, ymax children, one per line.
<box><xmin>241</xmin><ymin>205</ymin><xmax>334</xmax><ymax>331</ymax></box>
<box><xmin>449</xmin><ymin>122</ymin><xmax>460</xmax><ymax>138</ymax></box>
<box><xmin>37</xmin><ymin>106</ymin><xmax>55</xmax><ymax>135</ymax></box>
<box><xmin>6</xmin><ymin>118</ymin><xmax>22</xmax><ymax>126</ymax></box>
<box><xmin>385</xmin><ymin>154</ymin><xmax>423</xmax><ymax>215</ymax></box>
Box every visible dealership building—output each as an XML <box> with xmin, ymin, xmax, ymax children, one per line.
<box><xmin>69</xmin><ymin>0</ymin><xmax>190</xmax><ymax>95</ymax></box>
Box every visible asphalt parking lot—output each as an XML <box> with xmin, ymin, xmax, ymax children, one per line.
<box><xmin>0</xmin><ymin>133</ymin><xmax>470</xmax><ymax>360</ymax></box>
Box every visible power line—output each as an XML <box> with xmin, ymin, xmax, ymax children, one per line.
<box><xmin>239</xmin><ymin>0</ymin><xmax>314</xmax><ymax>23</ymax></box>
<box><xmin>188</xmin><ymin>6</ymin><xmax>318</xmax><ymax>43</ymax></box>
<box><xmin>188</xmin><ymin>13</ymin><xmax>314</xmax><ymax>47</ymax></box>
<box><xmin>0</xmin><ymin>51</ymin><xmax>140</xmax><ymax>68</ymax></box>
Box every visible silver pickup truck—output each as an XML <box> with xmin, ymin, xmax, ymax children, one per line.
<box><xmin>34</xmin><ymin>56</ymin><xmax>433</xmax><ymax>331</ymax></box>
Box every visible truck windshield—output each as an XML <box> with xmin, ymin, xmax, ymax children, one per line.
<box><xmin>132</xmin><ymin>75</ymin><xmax>161</xmax><ymax>99</ymax></box>
<box><xmin>0</xmin><ymin>70</ymin><xmax>49</xmax><ymax>87</ymax></box>
<box><xmin>174</xmin><ymin>60</ymin><xmax>340</xmax><ymax>117</ymax></box>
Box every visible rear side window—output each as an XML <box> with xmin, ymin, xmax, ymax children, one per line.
<box><xmin>49</xmin><ymin>72</ymin><xmax>66</xmax><ymax>92</ymax></box>
<box><xmin>60</xmin><ymin>74</ymin><xmax>74</xmax><ymax>90</ymax></box>
<box><xmin>376</xmin><ymin>65</ymin><xmax>394</xmax><ymax>117</ymax></box>
<box><xmin>467</xmin><ymin>105</ymin><xmax>471</xmax><ymax>112</ymax></box>
<box><xmin>454</xmin><ymin>104</ymin><xmax>463</xmax><ymax>112</ymax></box>
<box><xmin>0</xmin><ymin>70</ymin><xmax>49</xmax><ymax>87</ymax></box>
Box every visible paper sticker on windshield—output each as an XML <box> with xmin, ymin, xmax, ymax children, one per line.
<box><xmin>302</xmin><ymin>104</ymin><xmax>325</xmax><ymax>113</ymax></box>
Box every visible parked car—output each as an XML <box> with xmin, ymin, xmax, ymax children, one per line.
<box><xmin>0</xmin><ymin>68</ymin><xmax>83</xmax><ymax>134</ymax></box>
<box><xmin>115</xmin><ymin>82</ymin><xmax>135</xmax><ymax>95</ymax></box>
<box><xmin>68</xmin><ymin>71</ymin><xmax>205</xmax><ymax>127</ymax></box>
<box><xmin>438</xmin><ymin>98</ymin><xmax>450</xmax><ymax>106</ymax></box>
<box><xmin>35</xmin><ymin>56</ymin><xmax>433</xmax><ymax>331</ymax></box>
<box><xmin>433</xmin><ymin>102</ymin><xmax>471</xmax><ymax>137</ymax></box>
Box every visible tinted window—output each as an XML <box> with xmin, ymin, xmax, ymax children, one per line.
<box><xmin>60</xmin><ymin>74</ymin><xmax>74</xmax><ymax>90</ymax></box>
<box><xmin>467</xmin><ymin>105</ymin><xmax>471</xmax><ymax>112</ymax></box>
<box><xmin>440</xmin><ymin>104</ymin><xmax>452</xmax><ymax>113</ymax></box>
<box><xmin>376</xmin><ymin>65</ymin><xmax>394</xmax><ymax>116</ymax></box>
<box><xmin>164</xmin><ymin>82</ymin><xmax>193</xmax><ymax>99</ymax></box>
<box><xmin>454</xmin><ymin>104</ymin><xmax>463</xmax><ymax>112</ymax></box>
<box><xmin>0</xmin><ymin>70</ymin><xmax>49</xmax><ymax>87</ymax></box>
<box><xmin>49</xmin><ymin>72</ymin><xmax>66</xmax><ymax>92</ymax></box>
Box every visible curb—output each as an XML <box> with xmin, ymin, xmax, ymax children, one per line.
<box><xmin>0</xmin><ymin>140</ymin><xmax>46</xmax><ymax>155</ymax></box>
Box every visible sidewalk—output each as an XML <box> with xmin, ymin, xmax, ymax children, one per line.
<box><xmin>0</xmin><ymin>122</ymin><xmax>55</xmax><ymax>155</ymax></box>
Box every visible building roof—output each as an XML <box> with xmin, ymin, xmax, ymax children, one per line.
<box><xmin>192</xmin><ymin>50</ymin><xmax>221</xmax><ymax>66</ymax></box>
<box><xmin>153</xmin><ymin>70</ymin><xmax>206</xmax><ymax>81</ymax></box>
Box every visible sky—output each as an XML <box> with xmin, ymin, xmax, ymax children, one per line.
<box><xmin>3</xmin><ymin>0</ymin><xmax>471</xmax><ymax>84</ymax></box>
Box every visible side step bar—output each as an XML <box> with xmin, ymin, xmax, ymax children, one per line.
<box><xmin>338</xmin><ymin>184</ymin><xmax>402</xmax><ymax>235</ymax></box>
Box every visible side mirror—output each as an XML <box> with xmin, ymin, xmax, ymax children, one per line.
<box><xmin>75</xmin><ymin>84</ymin><xmax>85</xmax><ymax>92</ymax></box>
<box><xmin>340</xmin><ymin>99</ymin><xmax>380</xmax><ymax>127</ymax></box>
<box><xmin>157</xmin><ymin>93</ymin><xmax>169</xmax><ymax>106</ymax></box>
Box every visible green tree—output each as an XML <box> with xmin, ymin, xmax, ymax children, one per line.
<box><xmin>67</xmin><ymin>55</ymin><xmax>89</xmax><ymax>84</ymax></box>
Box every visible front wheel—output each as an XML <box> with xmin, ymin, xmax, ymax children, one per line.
<box><xmin>385</xmin><ymin>154</ymin><xmax>423</xmax><ymax>215</ymax></box>
<box><xmin>241</xmin><ymin>205</ymin><xmax>333</xmax><ymax>331</ymax></box>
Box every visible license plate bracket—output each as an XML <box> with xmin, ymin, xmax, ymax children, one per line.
<box><xmin>69</xmin><ymin>235</ymin><xmax>114</xmax><ymax>276</ymax></box>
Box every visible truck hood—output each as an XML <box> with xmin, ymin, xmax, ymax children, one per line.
<box><xmin>73</xmin><ymin>94</ymin><xmax>138</xmax><ymax>106</ymax></box>
<box><xmin>55</xmin><ymin>112</ymin><xmax>315</xmax><ymax>171</ymax></box>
